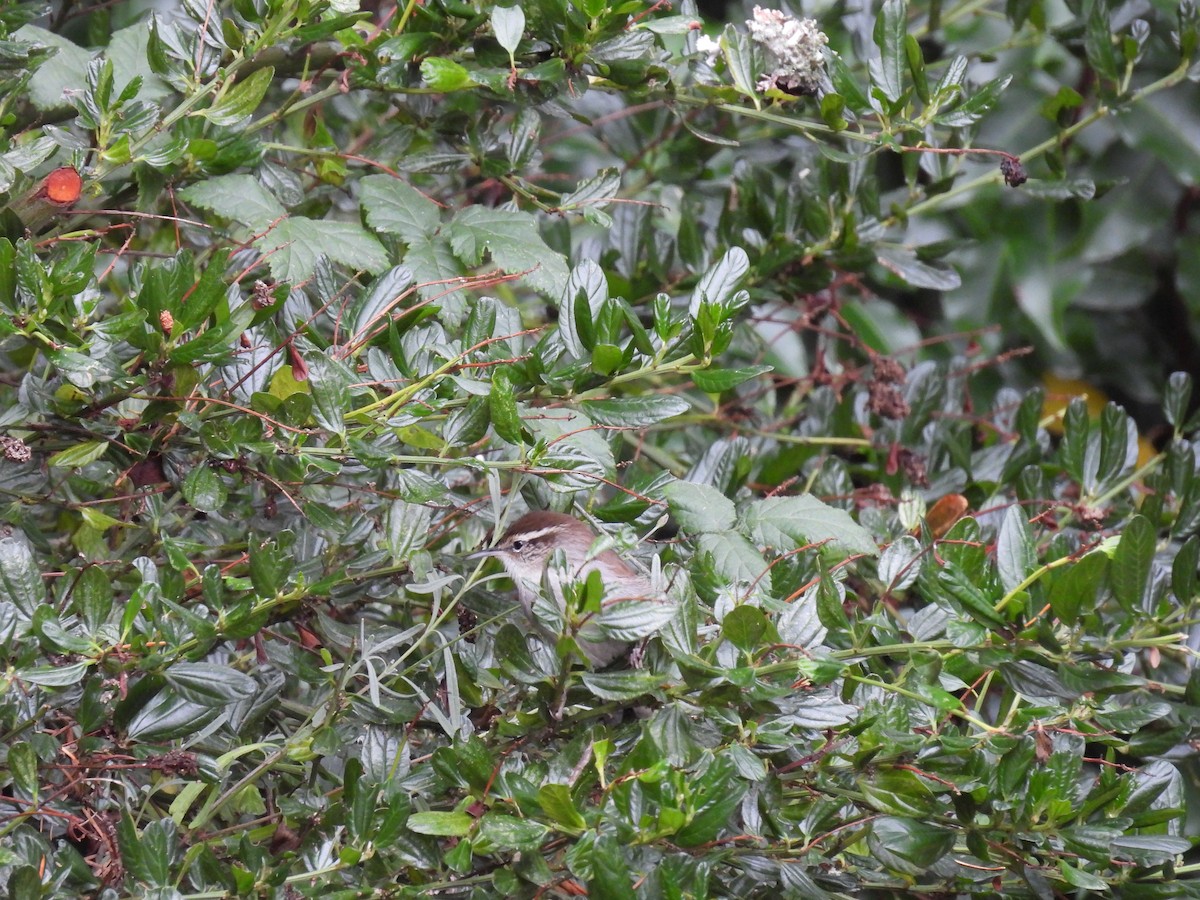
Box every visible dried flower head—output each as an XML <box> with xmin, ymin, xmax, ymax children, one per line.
<box><xmin>0</xmin><ymin>435</ymin><xmax>31</xmax><ymax>463</ymax></box>
<box><xmin>746</xmin><ymin>6</ymin><xmax>828</xmax><ymax>95</ymax></box>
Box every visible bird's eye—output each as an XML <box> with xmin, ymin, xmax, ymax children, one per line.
<box><xmin>511</xmin><ymin>540</ymin><xmax>524</xmax><ymax>551</ymax></box>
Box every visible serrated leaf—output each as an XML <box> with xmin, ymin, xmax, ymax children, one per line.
<box><xmin>256</xmin><ymin>218</ymin><xmax>388</xmax><ymax>283</ymax></box>
<box><xmin>697</xmin><ymin>531</ymin><xmax>764</xmax><ymax>583</ymax></box>
<box><xmin>359</xmin><ymin>174</ymin><xmax>440</xmax><ymax>244</ymax></box>
<box><xmin>663</xmin><ymin>480</ymin><xmax>736</xmax><ymax>532</ymax></box>
<box><xmin>594</xmin><ymin>595</ymin><xmax>677</xmax><ymax>642</ymax></box>
<box><xmin>305</xmin><ymin>350</ymin><xmax>354</xmax><ymax>435</ymax></box>
<box><xmin>722</xmin><ymin>604</ymin><xmax>771</xmax><ymax>650</ymax></box>
<box><xmin>181</xmin><ymin>174</ymin><xmax>285</xmax><ymax>232</ymax></box>
<box><xmin>449</xmin><ymin>206</ymin><xmax>568</xmax><ymax>296</ymax></box>
<box><xmin>204</xmin><ymin>65</ymin><xmax>273</xmax><ymax>125</ymax></box>
<box><xmin>745</xmin><ymin>495</ymin><xmax>878</xmax><ymax>557</ymax></box>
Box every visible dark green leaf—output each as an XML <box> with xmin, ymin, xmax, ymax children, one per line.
<box><xmin>690</xmin><ymin>365</ymin><xmax>772</xmax><ymax>393</ymax></box>
<box><xmin>1111</xmin><ymin>515</ymin><xmax>1154</xmax><ymax>612</ymax></box>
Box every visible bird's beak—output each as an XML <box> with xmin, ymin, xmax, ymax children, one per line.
<box><xmin>466</xmin><ymin>546</ymin><xmax>500</xmax><ymax>561</ymax></box>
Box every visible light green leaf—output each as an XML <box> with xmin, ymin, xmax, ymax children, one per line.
<box><xmin>256</xmin><ymin>218</ymin><xmax>388</xmax><ymax>283</ymax></box>
<box><xmin>875</xmin><ymin>245</ymin><xmax>961</xmax><ymax>290</ymax></box>
<box><xmin>203</xmin><ymin>66</ymin><xmax>273</xmax><ymax>125</ymax></box>
<box><xmin>420</xmin><ymin>57</ymin><xmax>479</xmax><ymax>92</ymax></box>
<box><xmin>663</xmin><ymin>480</ymin><xmax>737</xmax><ymax>533</ymax></box>
<box><xmin>559</xmin><ymin>168</ymin><xmax>621</xmax><ymax>212</ymax></box>
<box><xmin>15</xmin><ymin>25</ymin><xmax>91</xmax><ymax>111</ymax></box>
<box><xmin>359</xmin><ymin>174</ymin><xmax>441</xmax><ymax>243</ymax></box>
<box><xmin>183</xmin><ymin>464</ymin><xmax>226</xmax><ymax>513</ymax></box>
<box><xmin>698</xmin><ymin>531</ymin><xmax>764</xmax><ymax>583</ymax></box>
<box><xmin>448</xmin><ymin>206</ymin><xmax>569</xmax><ymax>296</ymax></box>
<box><xmin>689</xmin><ymin>246</ymin><xmax>749</xmax><ymax>316</ymax></box>
<box><xmin>407</xmin><ymin>811</ymin><xmax>474</xmax><ymax>836</ymax></box>
<box><xmin>744</xmin><ymin>495</ymin><xmax>878</xmax><ymax>556</ymax></box>
<box><xmin>492</xmin><ymin>5</ymin><xmax>525</xmax><ymax>56</ymax></box>
<box><xmin>181</xmin><ymin>174</ymin><xmax>286</xmax><ymax>232</ymax></box>
<box><xmin>578</xmin><ymin>396</ymin><xmax>690</xmax><ymax>427</ymax></box>
<box><xmin>49</xmin><ymin>440</ymin><xmax>108</xmax><ymax>468</ymax></box>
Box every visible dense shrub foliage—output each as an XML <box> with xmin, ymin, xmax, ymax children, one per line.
<box><xmin>2</xmin><ymin>0</ymin><xmax>1200</xmax><ymax>896</ymax></box>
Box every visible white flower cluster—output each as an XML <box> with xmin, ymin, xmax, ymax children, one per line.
<box><xmin>746</xmin><ymin>6</ymin><xmax>828</xmax><ymax>95</ymax></box>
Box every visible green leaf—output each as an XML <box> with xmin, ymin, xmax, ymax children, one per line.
<box><xmin>1173</xmin><ymin>535</ymin><xmax>1198</xmax><ymax>604</ymax></box>
<box><xmin>1111</xmin><ymin>515</ymin><xmax>1154</xmax><ymax>612</ymax></box>
<box><xmin>305</xmin><ymin>350</ymin><xmax>353</xmax><ymax>435</ymax></box>
<box><xmin>359</xmin><ymin>174</ymin><xmax>440</xmax><ymax>244</ymax></box>
<box><xmin>588</xmin><ymin>835</ymin><xmax>638</xmax><ymax>899</ymax></box>
<box><xmin>181</xmin><ymin>174</ymin><xmax>286</xmax><ymax>232</ymax></box>
<box><xmin>875</xmin><ymin>245</ymin><xmax>961</xmax><ymax>290</ymax></box>
<box><xmin>478</xmin><ymin>813</ymin><xmax>547</xmax><ymax>851</ymax></box>
<box><xmin>722</xmin><ymin>604</ymin><xmax>772</xmax><ymax>650</ymax></box>
<box><xmin>49</xmin><ymin>440</ymin><xmax>108</xmax><ymax>468</ymax></box>
<box><xmin>663</xmin><ymin>480</ymin><xmax>736</xmax><ymax>532</ymax></box>
<box><xmin>594</xmin><ymin>594</ymin><xmax>677</xmax><ymax>643</ymax></box>
<box><xmin>488</xmin><ymin>365</ymin><xmax>523</xmax><ymax>443</ymax></box>
<box><xmin>125</xmin><ymin>690</ymin><xmax>219</xmax><ymax>741</ymax></box>
<box><xmin>690</xmin><ymin>365</ymin><xmax>772</xmax><ymax>393</ymax></box>
<box><xmin>537</xmin><ymin>784</ymin><xmax>586</xmax><ymax>834</ymax></box>
<box><xmin>165</xmin><ymin>662</ymin><xmax>258</xmax><ymax>706</ymax></box>
<box><xmin>1049</xmin><ymin>550</ymin><xmax>1107</xmax><ymax>625</ymax></box>
<box><xmin>578</xmin><ymin>396</ymin><xmax>690</xmax><ymax>427</ymax></box>
<box><xmin>256</xmin><ymin>218</ymin><xmax>388</xmax><ymax>283</ymax></box>
<box><xmin>18</xmin><ymin>661</ymin><xmax>92</xmax><ymax>687</ymax></box>
<box><xmin>559</xmin><ymin>167</ymin><xmax>621</xmax><ymax>213</ymax></box>
<box><xmin>491</xmin><ymin>5</ymin><xmax>524</xmax><ymax>56</ymax></box>
<box><xmin>815</xmin><ymin>567</ymin><xmax>849</xmax><ymax>630</ymax></box>
<box><xmin>744</xmin><ymin>495</ymin><xmax>878</xmax><ymax>557</ymax></box>
<box><xmin>407</xmin><ymin>810</ymin><xmax>474</xmax><ymax>836</ymax></box>
<box><xmin>697</xmin><ymin>531</ymin><xmax>765</xmax><ymax>583</ymax></box>
<box><xmin>420</xmin><ymin>57</ymin><xmax>479</xmax><ymax>92</ymax></box>
<box><xmin>872</xmin><ymin>0</ymin><xmax>907</xmax><ymax>104</ymax></box>
<box><xmin>182</xmin><ymin>463</ymin><xmax>226</xmax><ymax>513</ymax></box>
<box><xmin>689</xmin><ymin>246</ymin><xmax>749</xmax><ymax>317</ymax></box>
<box><xmin>996</xmin><ymin>506</ymin><xmax>1035</xmax><ymax>594</ymax></box>
<box><xmin>448</xmin><ymin>206</ymin><xmax>569</xmax><ymax>296</ymax></box>
<box><xmin>203</xmin><ymin>65</ymin><xmax>273</xmax><ymax>125</ymax></box>
<box><xmin>935</xmin><ymin>565</ymin><xmax>1007</xmax><ymax>630</ymax></box>
<box><xmin>1164</xmin><ymin>372</ymin><xmax>1192</xmax><ymax>430</ymax></box>
<box><xmin>581</xmin><ymin>669</ymin><xmax>663</xmax><ymax>701</ymax></box>
<box><xmin>560</xmin><ymin>259</ymin><xmax>605</xmax><ymax>357</ymax></box>
<box><xmin>868</xmin><ymin>816</ymin><xmax>956</xmax><ymax>875</ymax></box>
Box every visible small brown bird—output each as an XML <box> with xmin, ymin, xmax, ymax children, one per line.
<box><xmin>468</xmin><ymin>511</ymin><xmax>664</xmax><ymax>666</ymax></box>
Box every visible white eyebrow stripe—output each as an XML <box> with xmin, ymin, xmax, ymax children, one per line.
<box><xmin>507</xmin><ymin>526</ymin><xmax>566</xmax><ymax>543</ymax></box>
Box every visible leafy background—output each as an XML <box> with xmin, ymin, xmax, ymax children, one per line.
<box><xmin>1</xmin><ymin>0</ymin><xmax>1200</xmax><ymax>896</ymax></box>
